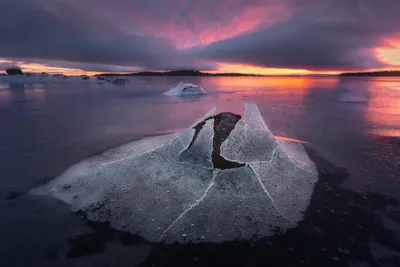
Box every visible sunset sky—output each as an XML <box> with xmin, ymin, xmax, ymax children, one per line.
<box><xmin>1</xmin><ymin>0</ymin><xmax>400</xmax><ymax>75</ymax></box>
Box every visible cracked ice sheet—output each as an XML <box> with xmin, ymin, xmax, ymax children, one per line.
<box><xmin>220</xmin><ymin>102</ymin><xmax>318</xmax><ymax>223</ymax></box>
<box><xmin>31</xmin><ymin>137</ymin><xmax>214</xmax><ymax>242</ymax></box>
<box><xmin>249</xmin><ymin>147</ymin><xmax>318</xmax><ymax>223</ymax></box>
<box><xmin>161</xmin><ymin>167</ymin><xmax>293</xmax><ymax>244</ymax></box>
<box><xmin>30</xmin><ymin>109</ymin><xmax>218</xmax><ymax>242</ymax></box>
<box><xmin>220</xmin><ymin>102</ymin><xmax>277</xmax><ymax>163</ymax></box>
<box><xmin>179</xmin><ymin>119</ymin><xmax>214</xmax><ymax>168</ymax></box>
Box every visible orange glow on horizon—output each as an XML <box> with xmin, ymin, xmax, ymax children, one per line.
<box><xmin>1</xmin><ymin>59</ymin><xmax>342</xmax><ymax>76</ymax></box>
<box><xmin>20</xmin><ymin>63</ymin><xmax>100</xmax><ymax>76</ymax></box>
<box><xmin>0</xmin><ymin>59</ymin><xmax>100</xmax><ymax>76</ymax></box>
<box><xmin>212</xmin><ymin>76</ymin><xmax>313</xmax><ymax>89</ymax></box>
<box><xmin>210</xmin><ymin>63</ymin><xmax>340</xmax><ymax>76</ymax></box>
<box><xmin>2</xmin><ymin>58</ymin><xmax>397</xmax><ymax>77</ymax></box>
<box><xmin>209</xmin><ymin>75</ymin><xmax>339</xmax><ymax>96</ymax></box>
<box><xmin>211</xmin><ymin>63</ymin><xmax>311</xmax><ymax>75</ymax></box>
<box><xmin>377</xmin><ymin>38</ymin><xmax>400</xmax><ymax>67</ymax></box>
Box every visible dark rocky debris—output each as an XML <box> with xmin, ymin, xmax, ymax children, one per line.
<box><xmin>67</xmin><ymin>218</ymin><xmax>145</xmax><ymax>258</ymax></box>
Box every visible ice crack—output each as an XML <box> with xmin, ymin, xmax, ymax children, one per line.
<box><xmin>248</xmin><ymin>164</ymin><xmax>291</xmax><ymax>222</ymax></box>
<box><xmin>279</xmin><ymin>146</ymin><xmax>311</xmax><ymax>173</ymax></box>
<box><xmin>221</xmin><ymin>148</ymin><xmax>277</xmax><ymax>165</ymax></box>
<box><xmin>159</xmin><ymin>174</ymin><xmax>216</xmax><ymax>241</ymax></box>
<box><xmin>179</xmin><ymin>161</ymin><xmax>213</xmax><ymax>170</ymax></box>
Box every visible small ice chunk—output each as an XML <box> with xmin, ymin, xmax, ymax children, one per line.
<box><xmin>163</xmin><ymin>82</ymin><xmax>207</xmax><ymax>96</ymax></box>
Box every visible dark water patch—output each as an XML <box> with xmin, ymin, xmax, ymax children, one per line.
<box><xmin>183</xmin><ymin>112</ymin><xmax>245</xmax><ymax>169</ymax></box>
<box><xmin>387</xmin><ymin>208</ymin><xmax>400</xmax><ymax>222</ymax></box>
<box><xmin>5</xmin><ymin>190</ymin><xmax>25</xmax><ymax>200</ymax></box>
<box><xmin>388</xmin><ymin>137</ymin><xmax>400</xmax><ymax>148</ymax></box>
<box><xmin>179</xmin><ymin>113</ymin><xmax>246</xmax><ymax>169</ymax></box>
<box><xmin>212</xmin><ymin>112</ymin><xmax>245</xmax><ymax>169</ymax></box>
<box><xmin>375</xmin><ymin>255</ymin><xmax>400</xmax><ymax>267</ymax></box>
<box><xmin>47</xmin><ymin>251</ymin><xmax>59</xmax><ymax>260</ymax></box>
<box><xmin>67</xmin><ymin>216</ymin><xmax>146</xmax><ymax>258</ymax></box>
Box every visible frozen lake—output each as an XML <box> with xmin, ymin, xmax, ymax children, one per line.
<box><xmin>0</xmin><ymin>75</ymin><xmax>399</xmax><ymax>266</ymax></box>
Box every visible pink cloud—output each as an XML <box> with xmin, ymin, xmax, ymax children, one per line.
<box><xmin>117</xmin><ymin>0</ymin><xmax>293</xmax><ymax>48</ymax></box>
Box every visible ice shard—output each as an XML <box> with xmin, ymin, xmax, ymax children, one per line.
<box><xmin>220</xmin><ymin>103</ymin><xmax>277</xmax><ymax>163</ymax></box>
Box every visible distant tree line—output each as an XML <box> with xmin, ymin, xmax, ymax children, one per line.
<box><xmin>97</xmin><ymin>70</ymin><xmax>261</xmax><ymax>77</ymax></box>
<box><xmin>339</xmin><ymin>71</ymin><xmax>400</xmax><ymax>77</ymax></box>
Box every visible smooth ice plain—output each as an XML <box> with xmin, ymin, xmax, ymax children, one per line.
<box><xmin>31</xmin><ymin>103</ymin><xmax>318</xmax><ymax>243</ymax></box>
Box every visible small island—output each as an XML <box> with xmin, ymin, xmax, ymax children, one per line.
<box><xmin>339</xmin><ymin>71</ymin><xmax>400</xmax><ymax>77</ymax></box>
<box><xmin>96</xmin><ymin>70</ymin><xmax>262</xmax><ymax>77</ymax></box>
<box><xmin>6</xmin><ymin>68</ymin><xmax>23</xmax><ymax>75</ymax></box>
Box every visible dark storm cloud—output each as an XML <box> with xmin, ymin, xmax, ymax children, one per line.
<box><xmin>0</xmin><ymin>0</ymin><xmax>215</xmax><ymax>71</ymax></box>
<box><xmin>0</xmin><ymin>0</ymin><xmax>399</xmax><ymax>72</ymax></box>
<box><xmin>190</xmin><ymin>0</ymin><xmax>400</xmax><ymax>70</ymax></box>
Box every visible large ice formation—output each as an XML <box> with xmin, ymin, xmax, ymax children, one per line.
<box><xmin>31</xmin><ymin>103</ymin><xmax>318</xmax><ymax>243</ymax></box>
<box><xmin>163</xmin><ymin>82</ymin><xmax>207</xmax><ymax>96</ymax></box>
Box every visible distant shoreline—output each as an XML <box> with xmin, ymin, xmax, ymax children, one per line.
<box><xmin>339</xmin><ymin>71</ymin><xmax>400</xmax><ymax>77</ymax></box>
<box><xmin>5</xmin><ymin>69</ymin><xmax>400</xmax><ymax>77</ymax></box>
<box><xmin>96</xmin><ymin>70</ymin><xmax>262</xmax><ymax>77</ymax></box>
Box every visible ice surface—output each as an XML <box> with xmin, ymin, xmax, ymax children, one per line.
<box><xmin>163</xmin><ymin>82</ymin><xmax>207</xmax><ymax>96</ymax></box>
<box><xmin>31</xmin><ymin>103</ymin><xmax>318</xmax><ymax>243</ymax></box>
<box><xmin>335</xmin><ymin>87</ymin><xmax>369</xmax><ymax>103</ymax></box>
<box><xmin>161</xmin><ymin>167</ymin><xmax>293</xmax><ymax>243</ymax></box>
<box><xmin>336</xmin><ymin>92</ymin><xmax>369</xmax><ymax>103</ymax></box>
